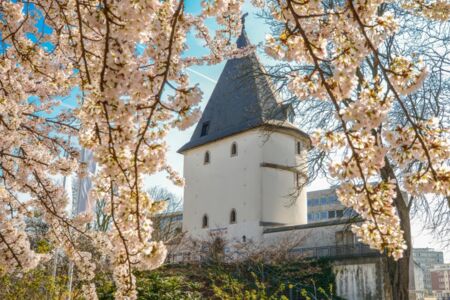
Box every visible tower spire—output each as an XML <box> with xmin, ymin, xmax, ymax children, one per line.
<box><xmin>237</xmin><ymin>13</ymin><xmax>250</xmax><ymax>49</ymax></box>
<box><xmin>178</xmin><ymin>12</ymin><xmax>307</xmax><ymax>154</ymax></box>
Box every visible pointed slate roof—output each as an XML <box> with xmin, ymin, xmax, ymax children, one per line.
<box><xmin>178</xmin><ymin>17</ymin><xmax>305</xmax><ymax>153</ymax></box>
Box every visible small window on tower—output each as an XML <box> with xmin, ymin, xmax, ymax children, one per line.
<box><xmin>204</xmin><ymin>151</ymin><xmax>210</xmax><ymax>164</ymax></box>
<box><xmin>200</xmin><ymin>121</ymin><xmax>210</xmax><ymax>137</ymax></box>
<box><xmin>202</xmin><ymin>214</ymin><xmax>209</xmax><ymax>228</ymax></box>
<box><xmin>295</xmin><ymin>172</ymin><xmax>301</xmax><ymax>188</ymax></box>
<box><xmin>231</xmin><ymin>142</ymin><xmax>238</xmax><ymax>156</ymax></box>
<box><xmin>230</xmin><ymin>209</ymin><xmax>237</xmax><ymax>224</ymax></box>
<box><xmin>296</xmin><ymin>141</ymin><xmax>302</xmax><ymax>154</ymax></box>
<box><xmin>288</xmin><ymin>110</ymin><xmax>295</xmax><ymax>123</ymax></box>
<box><xmin>285</xmin><ymin>105</ymin><xmax>295</xmax><ymax>123</ymax></box>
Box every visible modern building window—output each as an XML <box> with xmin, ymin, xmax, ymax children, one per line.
<box><xmin>202</xmin><ymin>214</ymin><xmax>209</xmax><ymax>228</ymax></box>
<box><xmin>204</xmin><ymin>151</ymin><xmax>210</xmax><ymax>164</ymax></box>
<box><xmin>200</xmin><ymin>121</ymin><xmax>210</xmax><ymax>136</ymax></box>
<box><xmin>231</xmin><ymin>142</ymin><xmax>238</xmax><ymax>156</ymax></box>
<box><xmin>327</xmin><ymin>196</ymin><xmax>336</xmax><ymax>204</ymax></box>
<box><xmin>343</xmin><ymin>208</ymin><xmax>354</xmax><ymax>217</ymax></box>
<box><xmin>328</xmin><ymin>210</ymin><xmax>336</xmax><ymax>219</ymax></box>
<box><xmin>296</xmin><ymin>141</ymin><xmax>302</xmax><ymax>154</ymax></box>
<box><xmin>230</xmin><ymin>209</ymin><xmax>237</xmax><ymax>224</ymax></box>
<box><xmin>320</xmin><ymin>211</ymin><xmax>327</xmax><ymax>220</ymax></box>
<box><xmin>336</xmin><ymin>210</ymin><xmax>344</xmax><ymax>218</ymax></box>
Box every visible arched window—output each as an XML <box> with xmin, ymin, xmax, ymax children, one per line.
<box><xmin>204</xmin><ymin>151</ymin><xmax>210</xmax><ymax>164</ymax></box>
<box><xmin>296</xmin><ymin>141</ymin><xmax>302</xmax><ymax>154</ymax></box>
<box><xmin>202</xmin><ymin>214</ymin><xmax>209</xmax><ymax>228</ymax></box>
<box><xmin>230</xmin><ymin>209</ymin><xmax>237</xmax><ymax>224</ymax></box>
<box><xmin>295</xmin><ymin>172</ymin><xmax>301</xmax><ymax>188</ymax></box>
<box><xmin>231</xmin><ymin>142</ymin><xmax>238</xmax><ymax>156</ymax></box>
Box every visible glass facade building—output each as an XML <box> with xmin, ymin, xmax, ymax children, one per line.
<box><xmin>307</xmin><ymin>188</ymin><xmax>357</xmax><ymax>223</ymax></box>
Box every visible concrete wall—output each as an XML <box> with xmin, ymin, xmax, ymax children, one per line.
<box><xmin>262</xmin><ymin>220</ymin><xmax>351</xmax><ymax>248</ymax></box>
<box><xmin>263</xmin><ymin>221</ymin><xmax>391</xmax><ymax>300</ymax></box>
<box><xmin>334</xmin><ymin>258</ymin><xmax>388</xmax><ymax>300</ymax></box>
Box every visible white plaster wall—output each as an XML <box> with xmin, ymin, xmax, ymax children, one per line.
<box><xmin>261</xmin><ymin>132</ymin><xmax>307</xmax><ymax>225</ymax></box>
<box><xmin>182</xmin><ymin>130</ymin><xmax>264</xmax><ymax>242</ymax></box>
<box><xmin>182</xmin><ymin>128</ymin><xmax>308</xmax><ymax>242</ymax></box>
<box><xmin>262</xmin><ymin>131</ymin><xmax>307</xmax><ymax>167</ymax></box>
<box><xmin>261</xmin><ymin>168</ymin><xmax>306</xmax><ymax>224</ymax></box>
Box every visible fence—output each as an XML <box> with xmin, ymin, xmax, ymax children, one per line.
<box><xmin>290</xmin><ymin>243</ymin><xmax>380</xmax><ymax>259</ymax></box>
<box><xmin>166</xmin><ymin>243</ymin><xmax>380</xmax><ymax>264</ymax></box>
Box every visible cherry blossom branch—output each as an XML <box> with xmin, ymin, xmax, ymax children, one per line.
<box><xmin>347</xmin><ymin>0</ymin><xmax>439</xmax><ymax>181</ymax></box>
<box><xmin>283</xmin><ymin>0</ymin><xmax>389</xmax><ymax>247</ymax></box>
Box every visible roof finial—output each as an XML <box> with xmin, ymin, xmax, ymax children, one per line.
<box><xmin>237</xmin><ymin>13</ymin><xmax>250</xmax><ymax>49</ymax></box>
<box><xmin>241</xmin><ymin>12</ymin><xmax>249</xmax><ymax>29</ymax></box>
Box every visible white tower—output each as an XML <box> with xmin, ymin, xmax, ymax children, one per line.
<box><xmin>178</xmin><ymin>21</ymin><xmax>310</xmax><ymax>243</ymax></box>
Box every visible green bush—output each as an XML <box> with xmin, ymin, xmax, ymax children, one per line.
<box><xmin>96</xmin><ymin>270</ymin><xmax>203</xmax><ymax>300</ymax></box>
<box><xmin>95</xmin><ymin>258</ymin><xmax>341</xmax><ymax>299</ymax></box>
<box><xmin>205</xmin><ymin>258</ymin><xmax>341</xmax><ymax>300</ymax></box>
<box><xmin>135</xmin><ymin>271</ymin><xmax>202</xmax><ymax>300</ymax></box>
<box><xmin>0</xmin><ymin>258</ymin><xmax>342</xmax><ymax>299</ymax></box>
<box><xmin>0</xmin><ymin>268</ymin><xmax>70</xmax><ymax>300</ymax></box>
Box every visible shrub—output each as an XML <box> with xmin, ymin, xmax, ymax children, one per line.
<box><xmin>0</xmin><ymin>268</ymin><xmax>70</xmax><ymax>300</ymax></box>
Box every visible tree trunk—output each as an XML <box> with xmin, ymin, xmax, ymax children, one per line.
<box><xmin>386</xmin><ymin>203</ymin><xmax>412</xmax><ymax>300</ymax></box>
<box><xmin>381</xmin><ymin>158</ymin><xmax>412</xmax><ymax>300</ymax></box>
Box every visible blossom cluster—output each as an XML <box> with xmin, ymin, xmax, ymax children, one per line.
<box><xmin>402</xmin><ymin>0</ymin><xmax>450</xmax><ymax>20</ymax></box>
<box><xmin>337</xmin><ymin>182</ymin><xmax>407</xmax><ymax>260</ymax></box>
<box><xmin>386</xmin><ymin>119</ymin><xmax>450</xmax><ymax>196</ymax></box>
<box><xmin>1</xmin><ymin>0</ymin><xmax>247</xmax><ymax>298</ymax></box>
<box><xmin>0</xmin><ymin>189</ymin><xmax>42</xmax><ymax>273</ymax></box>
<box><xmin>262</xmin><ymin>0</ymin><xmax>450</xmax><ymax>259</ymax></box>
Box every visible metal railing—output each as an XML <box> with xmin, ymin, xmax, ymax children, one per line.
<box><xmin>289</xmin><ymin>243</ymin><xmax>380</xmax><ymax>259</ymax></box>
<box><xmin>166</xmin><ymin>243</ymin><xmax>380</xmax><ymax>264</ymax></box>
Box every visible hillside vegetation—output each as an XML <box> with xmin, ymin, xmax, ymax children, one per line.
<box><xmin>0</xmin><ymin>258</ymin><xmax>342</xmax><ymax>300</ymax></box>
